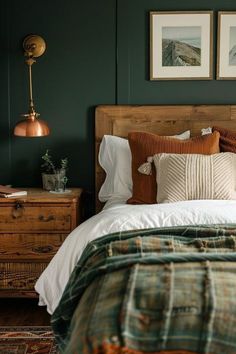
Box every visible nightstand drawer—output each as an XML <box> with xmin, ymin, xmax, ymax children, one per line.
<box><xmin>0</xmin><ymin>262</ymin><xmax>48</xmax><ymax>291</ymax></box>
<box><xmin>0</xmin><ymin>234</ymin><xmax>67</xmax><ymax>261</ymax></box>
<box><xmin>0</xmin><ymin>204</ymin><xmax>71</xmax><ymax>232</ymax></box>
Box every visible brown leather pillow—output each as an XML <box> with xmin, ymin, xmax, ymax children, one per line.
<box><xmin>127</xmin><ymin>131</ymin><xmax>220</xmax><ymax>204</ymax></box>
<box><xmin>213</xmin><ymin>126</ymin><xmax>236</xmax><ymax>152</ymax></box>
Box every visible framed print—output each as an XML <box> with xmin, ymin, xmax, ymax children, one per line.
<box><xmin>150</xmin><ymin>11</ymin><xmax>213</xmax><ymax>80</ymax></box>
<box><xmin>217</xmin><ymin>12</ymin><xmax>236</xmax><ymax>80</ymax></box>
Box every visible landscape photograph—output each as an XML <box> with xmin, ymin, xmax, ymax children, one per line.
<box><xmin>229</xmin><ymin>26</ymin><xmax>236</xmax><ymax>66</ymax></box>
<box><xmin>162</xmin><ymin>26</ymin><xmax>201</xmax><ymax>67</ymax></box>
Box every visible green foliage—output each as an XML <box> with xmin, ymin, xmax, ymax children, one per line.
<box><xmin>41</xmin><ymin>149</ymin><xmax>68</xmax><ymax>174</ymax></box>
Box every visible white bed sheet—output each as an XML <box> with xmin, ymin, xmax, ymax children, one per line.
<box><xmin>35</xmin><ymin>199</ymin><xmax>236</xmax><ymax>314</ymax></box>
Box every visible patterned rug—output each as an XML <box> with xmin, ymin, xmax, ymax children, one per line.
<box><xmin>0</xmin><ymin>326</ymin><xmax>59</xmax><ymax>354</ymax></box>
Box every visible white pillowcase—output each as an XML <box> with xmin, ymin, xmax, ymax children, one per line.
<box><xmin>98</xmin><ymin>135</ymin><xmax>132</xmax><ymax>202</ymax></box>
<box><xmin>201</xmin><ymin>127</ymin><xmax>212</xmax><ymax>135</ymax></box>
<box><xmin>98</xmin><ymin>131</ymin><xmax>190</xmax><ymax>202</ymax></box>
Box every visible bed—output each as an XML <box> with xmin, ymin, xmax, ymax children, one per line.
<box><xmin>35</xmin><ymin>105</ymin><xmax>236</xmax><ymax>354</ymax></box>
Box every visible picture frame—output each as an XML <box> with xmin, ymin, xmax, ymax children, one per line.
<box><xmin>150</xmin><ymin>11</ymin><xmax>213</xmax><ymax>80</ymax></box>
<box><xmin>217</xmin><ymin>11</ymin><xmax>236</xmax><ymax>80</ymax></box>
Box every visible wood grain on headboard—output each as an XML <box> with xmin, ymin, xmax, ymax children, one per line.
<box><xmin>95</xmin><ymin>104</ymin><xmax>236</xmax><ymax>212</ymax></box>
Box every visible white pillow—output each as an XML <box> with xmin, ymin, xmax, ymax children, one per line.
<box><xmin>98</xmin><ymin>135</ymin><xmax>132</xmax><ymax>202</ymax></box>
<box><xmin>201</xmin><ymin>127</ymin><xmax>212</xmax><ymax>135</ymax></box>
<box><xmin>172</xmin><ymin>130</ymin><xmax>191</xmax><ymax>140</ymax></box>
<box><xmin>153</xmin><ymin>152</ymin><xmax>236</xmax><ymax>203</ymax></box>
<box><xmin>98</xmin><ymin>131</ymin><xmax>191</xmax><ymax>202</ymax></box>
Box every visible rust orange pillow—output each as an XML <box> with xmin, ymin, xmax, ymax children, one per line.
<box><xmin>213</xmin><ymin>126</ymin><xmax>236</xmax><ymax>152</ymax></box>
<box><xmin>127</xmin><ymin>131</ymin><xmax>220</xmax><ymax>204</ymax></box>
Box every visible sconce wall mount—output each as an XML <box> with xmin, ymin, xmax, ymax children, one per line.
<box><xmin>23</xmin><ymin>34</ymin><xmax>46</xmax><ymax>58</ymax></box>
<box><xmin>14</xmin><ymin>34</ymin><xmax>50</xmax><ymax>137</ymax></box>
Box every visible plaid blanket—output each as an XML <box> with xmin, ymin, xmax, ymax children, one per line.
<box><xmin>51</xmin><ymin>225</ymin><xmax>236</xmax><ymax>354</ymax></box>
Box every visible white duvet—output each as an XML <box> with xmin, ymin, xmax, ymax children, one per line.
<box><xmin>35</xmin><ymin>199</ymin><xmax>236</xmax><ymax>314</ymax></box>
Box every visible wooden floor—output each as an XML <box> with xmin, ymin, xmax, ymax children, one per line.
<box><xmin>0</xmin><ymin>298</ymin><xmax>51</xmax><ymax>326</ymax></box>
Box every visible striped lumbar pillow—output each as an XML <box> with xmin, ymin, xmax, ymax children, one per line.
<box><xmin>153</xmin><ymin>152</ymin><xmax>236</xmax><ymax>203</ymax></box>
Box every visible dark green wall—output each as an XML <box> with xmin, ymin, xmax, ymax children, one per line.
<box><xmin>1</xmin><ymin>0</ymin><xmax>236</xmax><ymax>209</ymax></box>
<box><xmin>0</xmin><ymin>0</ymin><xmax>116</xmax><ymax>195</ymax></box>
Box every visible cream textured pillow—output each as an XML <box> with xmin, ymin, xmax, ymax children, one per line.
<box><xmin>153</xmin><ymin>153</ymin><xmax>236</xmax><ymax>203</ymax></box>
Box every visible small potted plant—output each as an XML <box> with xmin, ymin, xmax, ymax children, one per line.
<box><xmin>41</xmin><ymin>149</ymin><xmax>68</xmax><ymax>191</ymax></box>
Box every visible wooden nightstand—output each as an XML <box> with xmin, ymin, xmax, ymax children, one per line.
<box><xmin>0</xmin><ymin>188</ymin><xmax>83</xmax><ymax>298</ymax></box>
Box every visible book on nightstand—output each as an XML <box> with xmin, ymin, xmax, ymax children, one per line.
<box><xmin>0</xmin><ymin>185</ymin><xmax>27</xmax><ymax>198</ymax></box>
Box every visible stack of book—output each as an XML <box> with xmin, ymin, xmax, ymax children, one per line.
<box><xmin>0</xmin><ymin>185</ymin><xmax>27</xmax><ymax>198</ymax></box>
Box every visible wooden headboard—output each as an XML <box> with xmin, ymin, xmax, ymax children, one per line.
<box><xmin>95</xmin><ymin>104</ymin><xmax>236</xmax><ymax>212</ymax></box>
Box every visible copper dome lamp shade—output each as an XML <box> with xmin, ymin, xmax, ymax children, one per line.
<box><xmin>14</xmin><ymin>35</ymin><xmax>50</xmax><ymax>137</ymax></box>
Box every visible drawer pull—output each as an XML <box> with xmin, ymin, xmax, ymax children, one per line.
<box><xmin>12</xmin><ymin>202</ymin><xmax>24</xmax><ymax>219</ymax></box>
<box><xmin>32</xmin><ymin>245</ymin><xmax>53</xmax><ymax>253</ymax></box>
<box><xmin>38</xmin><ymin>215</ymin><xmax>54</xmax><ymax>222</ymax></box>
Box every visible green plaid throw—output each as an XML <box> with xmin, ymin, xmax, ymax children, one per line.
<box><xmin>51</xmin><ymin>225</ymin><xmax>236</xmax><ymax>354</ymax></box>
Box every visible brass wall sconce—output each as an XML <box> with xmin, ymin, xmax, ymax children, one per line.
<box><xmin>14</xmin><ymin>34</ymin><xmax>50</xmax><ymax>137</ymax></box>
